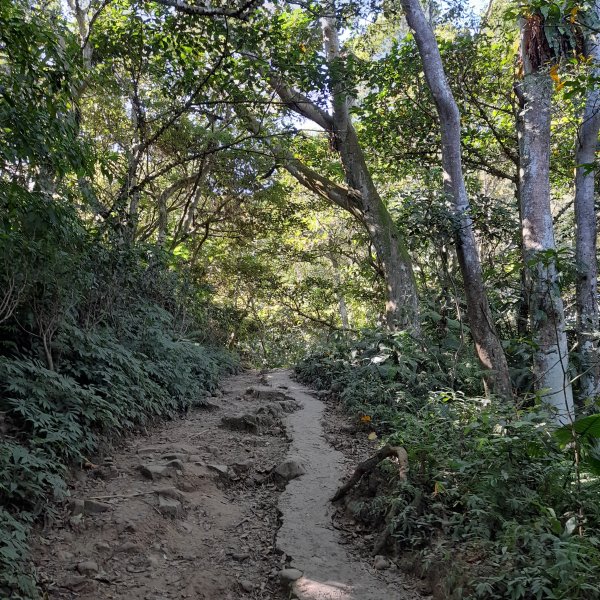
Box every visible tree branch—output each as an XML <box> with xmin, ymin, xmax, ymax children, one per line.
<box><xmin>269</xmin><ymin>75</ymin><xmax>334</xmax><ymax>131</ymax></box>
<box><xmin>150</xmin><ymin>0</ymin><xmax>260</xmax><ymax>19</ymax></box>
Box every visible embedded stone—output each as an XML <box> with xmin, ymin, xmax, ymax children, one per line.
<box><xmin>76</xmin><ymin>560</ymin><xmax>99</xmax><ymax>576</ymax></box>
<box><xmin>154</xmin><ymin>487</ymin><xmax>184</xmax><ymax>501</ymax></box>
<box><xmin>221</xmin><ymin>414</ymin><xmax>260</xmax><ymax>433</ymax></box>
<box><xmin>157</xmin><ymin>494</ymin><xmax>183</xmax><ymax>517</ymax></box>
<box><xmin>83</xmin><ymin>499</ymin><xmax>111</xmax><ymax>514</ymax></box>
<box><xmin>279</xmin><ymin>568</ymin><xmax>303</xmax><ymax>584</ymax></box>
<box><xmin>273</xmin><ymin>460</ymin><xmax>306</xmax><ymax>482</ymax></box>
<box><xmin>161</xmin><ymin>453</ymin><xmax>189</xmax><ymax>462</ymax></box>
<box><xmin>373</xmin><ymin>555</ymin><xmax>391</xmax><ymax>570</ymax></box>
<box><xmin>138</xmin><ymin>464</ymin><xmax>173</xmax><ymax>480</ymax></box>
<box><xmin>70</xmin><ymin>499</ymin><xmax>85</xmax><ymax>516</ymax></box>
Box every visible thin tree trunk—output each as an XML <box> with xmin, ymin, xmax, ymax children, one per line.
<box><xmin>399</xmin><ymin>0</ymin><xmax>512</xmax><ymax>398</ymax></box>
<box><xmin>321</xmin><ymin>4</ymin><xmax>419</xmax><ymax>332</ymax></box>
<box><xmin>157</xmin><ymin>192</ymin><xmax>168</xmax><ymax>248</ymax></box>
<box><xmin>517</xmin><ymin>26</ymin><xmax>574</xmax><ymax>422</ymax></box>
<box><xmin>574</xmin><ymin>5</ymin><xmax>600</xmax><ymax>401</ymax></box>
<box><xmin>329</xmin><ymin>250</ymin><xmax>350</xmax><ymax>329</ymax></box>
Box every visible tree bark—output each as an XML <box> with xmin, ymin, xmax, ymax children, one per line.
<box><xmin>240</xmin><ymin>75</ymin><xmax>419</xmax><ymax>330</ymax></box>
<box><xmin>517</xmin><ymin>25</ymin><xmax>574</xmax><ymax>422</ymax></box>
<box><xmin>574</xmin><ymin>5</ymin><xmax>600</xmax><ymax>401</ymax></box>
<box><xmin>399</xmin><ymin>0</ymin><xmax>512</xmax><ymax>398</ymax></box>
<box><xmin>319</xmin><ymin>3</ymin><xmax>420</xmax><ymax>332</ymax></box>
<box><xmin>329</xmin><ymin>250</ymin><xmax>350</xmax><ymax>329</ymax></box>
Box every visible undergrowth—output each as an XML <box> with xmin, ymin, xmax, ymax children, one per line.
<box><xmin>0</xmin><ymin>194</ymin><xmax>238</xmax><ymax>598</ymax></box>
<box><xmin>296</xmin><ymin>330</ymin><xmax>600</xmax><ymax>599</ymax></box>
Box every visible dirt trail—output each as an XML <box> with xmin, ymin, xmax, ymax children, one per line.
<box><xmin>33</xmin><ymin>370</ymin><xmax>423</xmax><ymax>600</ymax></box>
<box><xmin>269</xmin><ymin>370</ymin><xmax>420</xmax><ymax>600</ymax></box>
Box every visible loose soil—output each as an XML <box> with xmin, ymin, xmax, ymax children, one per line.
<box><xmin>32</xmin><ymin>370</ymin><xmax>425</xmax><ymax>600</ymax></box>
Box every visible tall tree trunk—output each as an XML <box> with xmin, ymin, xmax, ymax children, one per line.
<box><xmin>574</xmin><ymin>6</ymin><xmax>600</xmax><ymax>401</ymax></box>
<box><xmin>517</xmin><ymin>20</ymin><xmax>574</xmax><ymax>422</ymax></box>
<box><xmin>329</xmin><ymin>250</ymin><xmax>350</xmax><ymax>329</ymax></box>
<box><xmin>399</xmin><ymin>0</ymin><xmax>512</xmax><ymax>398</ymax></box>
<box><xmin>320</xmin><ymin>4</ymin><xmax>419</xmax><ymax>332</ymax></box>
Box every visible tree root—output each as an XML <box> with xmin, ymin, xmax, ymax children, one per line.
<box><xmin>330</xmin><ymin>444</ymin><xmax>408</xmax><ymax>502</ymax></box>
<box><xmin>372</xmin><ymin>503</ymin><xmax>400</xmax><ymax>555</ymax></box>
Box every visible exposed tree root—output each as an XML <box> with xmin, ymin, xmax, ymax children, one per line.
<box><xmin>330</xmin><ymin>445</ymin><xmax>408</xmax><ymax>502</ymax></box>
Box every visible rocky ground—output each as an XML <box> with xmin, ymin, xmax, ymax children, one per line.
<box><xmin>31</xmin><ymin>370</ymin><xmax>425</xmax><ymax>600</ymax></box>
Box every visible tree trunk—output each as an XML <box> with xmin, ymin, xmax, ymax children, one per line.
<box><xmin>574</xmin><ymin>8</ymin><xmax>600</xmax><ymax>401</ymax></box>
<box><xmin>399</xmin><ymin>0</ymin><xmax>512</xmax><ymax>397</ymax></box>
<box><xmin>328</xmin><ymin>250</ymin><xmax>350</xmax><ymax>329</ymax></box>
<box><xmin>321</xmin><ymin>4</ymin><xmax>419</xmax><ymax>332</ymax></box>
<box><xmin>517</xmin><ymin>62</ymin><xmax>574</xmax><ymax>422</ymax></box>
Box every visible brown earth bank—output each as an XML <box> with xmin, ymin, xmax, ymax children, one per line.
<box><xmin>31</xmin><ymin>370</ymin><xmax>426</xmax><ymax>600</ymax></box>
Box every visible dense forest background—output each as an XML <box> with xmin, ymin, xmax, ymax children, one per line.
<box><xmin>2</xmin><ymin>0</ymin><xmax>600</xmax><ymax>597</ymax></box>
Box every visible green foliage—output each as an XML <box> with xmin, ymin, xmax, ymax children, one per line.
<box><xmin>0</xmin><ymin>509</ymin><xmax>37</xmax><ymax>600</ymax></box>
<box><xmin>0</xmin><ymin>16</ymin><xmax>239</xmax><ymax>591</ymax></box>
<box><xmin>297</xmin><ymin>333</ymin><xmax>600</xmax><ymax>599</ymax></box>
<box><xmin>0</xmin><ymin>0</ymin><xmax>87</xmax><ymax>176</ymax></box>
<box><xmin>296</xmin><ymin>329</ymin><xmax>484</xmax><ymax>420</ymax></box>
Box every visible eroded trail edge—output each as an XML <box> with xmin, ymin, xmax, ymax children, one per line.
<box><xmin>269</xmin><ymin>369</ymin><xmax>420</xmax><ymax>600</ymax></box>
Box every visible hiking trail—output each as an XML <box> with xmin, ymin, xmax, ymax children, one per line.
<box><xmin>33</xmin><ymin>370</ymin><xmax>425</xmax><ymax>600</ymax></box>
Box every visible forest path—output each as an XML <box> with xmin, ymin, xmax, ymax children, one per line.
<box><xmin>32</xmin><ymin>370</ymin><xmax>423</xmax><ymax>600</ymax></box>
<box><xmin>269</xmin><ymin>369</ymin><xmax>421</xmax><ymax>600</ymax></box>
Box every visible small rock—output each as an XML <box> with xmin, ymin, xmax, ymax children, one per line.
<box><xmin>154</xmin><ymin>487</ymin><xmax>184</xmax><ymax>501</ymax></box>
<box><xmin>279</xmin><ymin>568</ymin><xmax>303</xmax><ymax>584</ymax></box>
<box><xmin>76</xmin><ymin>560</ymin><xmax>99</xmax><ymax>576</ymax></box>
<box><xmin>137</xmin><ymin>446</ymin><xmax>162</xmax><ymax>455</ymax></box>
<box><xmin>138</xmin><ymin>464</ymin><xmax>173</xmax><ymax>480</ymax></box>
<box><xmin>240</xmin><ymin>579</ymin><xmax>254</xmax><ymax>593</ymax></box>
<box><xmin>122</xmin><ymin>520</ymin><xmax>137</xmax><ymax>533</ymax></box>
<box><xmin>258</xmin><ymin>404</ymin><xmax>283</xmax><ymax>418</ymax></box>
<box><xmin>161</xmin><ymin>453</ymin><xmax>189</xmax><ymax>462</ymax></box>
<box><xmin>157</xmin><ymin>494</ymin><xmax>183</xmax><ymax>518</ymax></box>
<box><xmin>232</xmin><ymin>552</ymin><xmax>250</xmax><ymax>562</ymax></box>
<box><xmin>70</xmin><ymin>499</ymin><xmax>85</xmax><ymax>516</ymax></box>
<box><xmin>69</xmin><ymin>515</ymin><xmax>83</xmax><ymax>528</ymax></box>
<box><xmin>252</xmin><ymin>389</ymin><xmax>286</xmax><ymax>402</ymax></box>
<box><xmin>116</xmin><ymin>541</ymin><xmax>140</xmax><ymax>554</ymax></box>
<box><xmin>177</xmin><ymin>480</ymin><xmax>196</xmax><ymax>492</ymax></box>
<box><xmin>56</xmin><ymin>550</ymin><xmax>75</xmax><ymax>562</ymax></box>
<box><xmin>221</xmin><ymin>414</ymin><xmax>260</xmax><ymax>433</ymax></box>
<box><xmin>231</xmin><ymin>459</ymin><xmax>253</xmax><ymax>474</ymax></box>
<box><xmin>146</xmin><ymin>554</ymin><xmax>161</xmax><ymax>569</ymax></box>
<box><xmin>84</xmin><ymin>499</ymin><xmax>112</xmax><ymax>514</ymax></box>
<box><xmin>273</xmin><ymin>460</ymin><xmax>306</xmax><ymax>483</ymax></box>
<box><xmin>95</xmin><ymin>541</ymin><xmax>111</xmax><ymax>551</ymax></box>
<box><xmin>165</xmin><ymin>459</ymin><xmax>185</xmax><ymax>472</ymax></box>
<box><xmin>373</xmin><ymin>555</ymin><xmax>390</xmax><ymax>570</ymax></box>
<box><xmin>90</xmin><ymin>466</ymin><xmax>119</xmax><ymax>480</ymax></box>
<box><xmin>62</xmin><ymin>574</ymin><xmax>92</xmax><ymax>591</ymax></box>
<box><xmin>207</xmin><ymin>463</ymin><xmax>230</xmax><ymax>478</ymax></box>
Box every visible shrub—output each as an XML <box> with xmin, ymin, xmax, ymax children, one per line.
<box><xmin>296</xmin><ymin>331</ymin><xmax>600</xmax><ymax>599</ymax></box>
